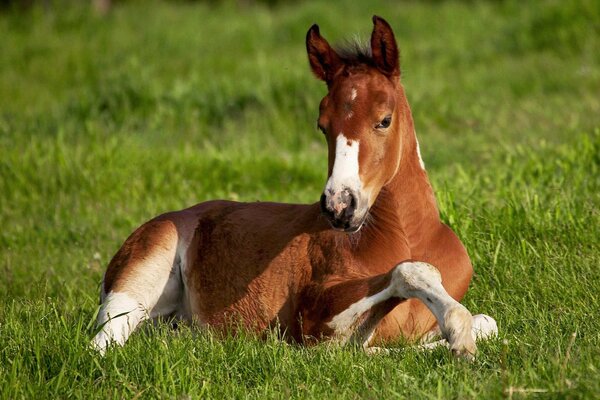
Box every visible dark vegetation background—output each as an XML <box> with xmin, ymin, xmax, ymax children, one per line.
<box><xmin>0</xmin><ymin>0</ymin><xmax>599</xmax><ymax>398</ymax></box>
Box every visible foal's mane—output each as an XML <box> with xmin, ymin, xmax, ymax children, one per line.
<box><xmin>334</xmin><ymin>39</ymin><xmax>374</xmax><ymax>68</ymax></box>
<box><xmin>334</xmin><ymin>37</ymin><xmax>401</xmax><ymax>74</ymax></box>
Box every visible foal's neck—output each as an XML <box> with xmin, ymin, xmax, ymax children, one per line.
<box><xmin>360</xmin><ymin>90</ymin><xmax>441</xmax><ymax>258</ymax></box>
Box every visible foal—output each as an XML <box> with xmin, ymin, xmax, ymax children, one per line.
<box><xmin>92</xmin><ymin>16</ymin><xmax>496</xmax><ymax>357</ymax></box>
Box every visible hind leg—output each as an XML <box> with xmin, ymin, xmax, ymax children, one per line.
<box><xmin>91</xmin><ymin>219</ymin><xmax>184</xmax><ymax>355</ymax></box>
<box><xmin>92</xmin><ymin>291</ymin><xmax>147</xmax><ymax>353</ymax></box>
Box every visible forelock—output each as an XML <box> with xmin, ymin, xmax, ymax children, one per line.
<box><xmin>334</xmin><ymin>38</ymin><xmax>373</xmax><ymax>66</ymax></box>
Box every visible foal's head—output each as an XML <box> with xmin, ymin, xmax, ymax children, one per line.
<box><xmin>307</xmin><ymin>16</ymin><xmax>404</xmax><ymax>232</ymax></box>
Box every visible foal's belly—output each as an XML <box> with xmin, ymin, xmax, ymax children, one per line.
<box><xmin>176</xmin><ymin>202</ymin><xmax>319</xmax><ymax>333</ymax></box>
<box><xmin>182</xmin><ymin>249</ymin><xmax>310</xmax><ymax>333</ymax></box>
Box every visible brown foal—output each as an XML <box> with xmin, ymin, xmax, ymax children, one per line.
<box><xmin>92</xmin><ymin>16</ymin><xmax>497</xmax><ymax>358</ymax></box>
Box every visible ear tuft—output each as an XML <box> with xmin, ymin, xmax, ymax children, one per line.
<box><xmin>371</xmin><ymin>16</ymin><xmax>400</xmax><ymax>77</ymax></box>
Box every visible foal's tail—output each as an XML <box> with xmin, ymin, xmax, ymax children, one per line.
<box><xmin>91</xmin><ymin>218</ymin><xmax>183</xmax><ymax>354</ymax></box>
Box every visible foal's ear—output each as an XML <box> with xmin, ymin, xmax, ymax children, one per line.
<box><xmin>371</xmin><ymin>16</ymin><xmax>400</xmax><ymax>77</ymax></box>
<box><xmin>306</xmin><ymin>24</ymin><xmax>342</xmax><ymax>84</ymax></box>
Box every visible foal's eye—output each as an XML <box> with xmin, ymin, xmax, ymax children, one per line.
<box><xmin>376</xmin><ymin>115</ymin><xmax>392</xmax><ymax>130</ymax></box>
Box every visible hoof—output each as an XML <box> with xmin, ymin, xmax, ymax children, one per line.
<box><xmin>90</xmin><ymin>333</ymin><xmax>109</xmax><ymax>356</ymax></box>
<box><xmin>451</xmin><ymin>345</ymin><xmax>476</xmax><ymax>361</ymax></box>
<box><xmin>472</xmin><ymin>314</ymin><xmax>498</xmax><ymax>340</ymax></box>
<box><xmin>443</xmin><ymin>305</ymin><xmax>477</xmax><ymax>360</ymax></box>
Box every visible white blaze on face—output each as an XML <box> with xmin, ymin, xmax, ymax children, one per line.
<box><xmin>325</xmin><ymin>133</ymin><xmax>361</xmax><ymax>194</ymax></box>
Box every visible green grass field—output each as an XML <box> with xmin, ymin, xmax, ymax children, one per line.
<box><xmin>1</xmin><ymin>0</ymin><xmax>599</xmax><ymax>398</ymax></box>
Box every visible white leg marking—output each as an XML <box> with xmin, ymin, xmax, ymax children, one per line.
<box><xmin>327</xmin><ymin>287</ymin><xmax>394</xmax><ymax>345</ymax></box>
<box><xmin>391</xmin><ymin>261</ymin><xmax>476</xmax><ymax>359</ymax></box>
<box><xmin>423</xmin><ymin>314</ymin><xmax>498</xmax><ymax>342</ymax></box>
<box><xmin>91</xmin><ymin>291</ymin><xmax>147</xmax><ymax>355</ymax></box>
<box><xmin>91</xmin><ymin>256</ymin><xmax>186</xmax><ymax>354</ymax></box>
<box><xmin>471</xmin><ymin>314</ymin><xmax>498</xmax><ymax>340</ymax></box>
<box><xmin>420</xmin><ymin>314</ymin><xmax>498</xmax><ymax>352</ymax></box>
<box><xmin>324</xmin><ymin>262</ymin><xmax>478</xmax><ymax>358</ymax></box>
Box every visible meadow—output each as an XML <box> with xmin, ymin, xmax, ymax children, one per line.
<box><xmin>1</xmin><ymin>0</ymin><xmax>599</xmax><ymax>398</ymax></box>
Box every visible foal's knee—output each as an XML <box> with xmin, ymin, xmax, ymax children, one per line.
<box><xmin>391</xmin><ymin>261</ymin><xmax>442</xmax><ymax>296</ymax></box>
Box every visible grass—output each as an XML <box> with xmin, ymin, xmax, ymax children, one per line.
<box><xmin>1</xmin><ymin>0</ymin><xmax>599</xmax><ymax>398</ymax></box>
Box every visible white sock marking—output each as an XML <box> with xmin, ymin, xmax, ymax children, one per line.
<box><xmin>91</xmin><ymin>291</ymin><xmax>147</xmax><ymax>354</ymax></box>
<box><xmin>392</xmin><ymin>261</ymin><xmax>476</xmax><ymax>356</ymax></box>
<box><xmin>327</xmin><ymin>287</ymin><xmax>393</xmax><ymax>343</ymax></box>
<box><xmin>471</xmin><ymin>314</ymin><xmax>498</xmax><ymax>340</ymax></box>
<box><xmin>325</xmin><ymin>261</ymin><xmax>477</xmax><ymax>357</ymax></box>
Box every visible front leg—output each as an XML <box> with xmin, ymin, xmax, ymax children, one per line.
<box><xmin>390</xmin><ymin>261</ymin><xmax>476</xmax><ymax>358</ymax></box>
<box><xmin>299</xmin><ymin>273</ymin><xmax>402</xmax><ymax>348</ymax></box>
<box><xmin>300</xmin><ymin>261</ymin><xmax>476</xmax><ymax>358</ymax></box>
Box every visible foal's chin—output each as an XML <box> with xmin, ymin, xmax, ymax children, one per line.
<box><xmin>326</xmin><ymin>213</ymin><xmax>369</xmax><ymax>233</ymax></box>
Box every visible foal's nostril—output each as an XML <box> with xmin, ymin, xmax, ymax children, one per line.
<box><xmin>340</xmin><ymin>190</ymin><xmax>356</xmax><ymax>217</ymax></box>
<box><xmin>320</xmin><ymin>193</ymin><xmax>334</xmax><ymax>218</ymax></box>
<box><xmin>340</xmin><ymin>189</ymin><xmax>350</xmax><ymax>204</ymax></box>
<box><xmin>320</xmin><ymin>193</ymin><xmax>327</xmax><ymax>213</ymax></box>
<box><xmin>320</xmin><ymin>189</ymin><xmax>358</xmax><ymax>229</ymax></box>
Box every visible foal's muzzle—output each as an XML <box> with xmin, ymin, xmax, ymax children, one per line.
<box><xmin>320</xmin><ymin>188</ymin><xmax>364</xmax><ymax>232</ymax></box>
